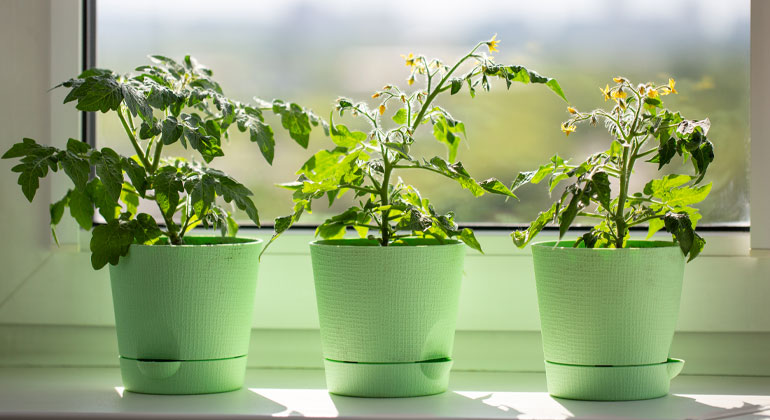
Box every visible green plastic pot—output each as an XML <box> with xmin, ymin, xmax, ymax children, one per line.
<box><xmin>109</xmin><ymin>236</ymin><xmax>262</xmax><ymax>395</ymax></box>
<box><xmin>309</xmin><ymin>238</ymin><xmax>465</xmax><ymax>397</ymax></box>
<box><xmin>531</xmin><ymin>240</ymin><xmax>686</xmax><ymax>401</ymax></box>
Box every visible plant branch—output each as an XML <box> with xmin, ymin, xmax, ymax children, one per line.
<box><xmin>117</xmin><ymin>108</ymin><xmax>152</xmax><ymax>169</ymax></box>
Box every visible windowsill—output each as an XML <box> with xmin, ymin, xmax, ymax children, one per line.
<box><xmin>0</xmin><ymin>367</ymin><xmax>768</xmax><ymax>420</ymax></box>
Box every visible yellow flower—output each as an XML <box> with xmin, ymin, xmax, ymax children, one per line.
<box><xmin>611</xmin><ymin>89</ymin><xmax>627</xmax><ymax>101</ymax></box>
<box><xmin>372</xmin><ymin>92</ymin><xmax>381</xmax><ymax>99</ymax></box>
<box><xmin>647</xmin><ymin>89</ymin><xmax>659</xmax><ymax>99</ymax></box>
<box><xmin>613</xmin><ymin>77</ymin><xmax>625</xmax><ymax>83</ymax></box>
<box><xmin>379</xmin><ymin>104</ymin><xmax>386</xmax><ymax>115</ymax></box>
<box><xmin>600</xmin><ymin>84</ymin><xmax>611</xmax><ymax>101</ymax></box>
<box><xmin>567</xmin><ymin>106</ymin><xmax>577</xmax><ymax>114</ymax></box>
<box><xmin>401</xmin><ymin>53</ymin><xmax>415</xmax><ymax>67</ymax></box>
<box><xmin>561</xmin><ymin>123</ymin><xmax>576</xmax><ymax>136</ymax></box>
<box><xmin>668</xmin><ymin>78</ymin><xmax>678</xmax><ymax>94</ymax></box>
<box><xmin>487</xmin><ymin>34</ymin><xmax>500</xmax><ymax>53</ymax></box>
<box><xmin>407</xmin><ymin>75</ymin><xmax>415</xmax><ymax>86</ymax></box>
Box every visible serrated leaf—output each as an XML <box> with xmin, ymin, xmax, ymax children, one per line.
<box><xmin>647</xmin><ymin>217</ymin><xmax>665</xmax><ymax>239</ymax></box>
<box><xmin>50</xmin><ymin>192</ymin><xmax>69</xmax><ymax>245</ymax></box>
<box><xmin>459</xmin><ymin>228</ymin><xmax>482</xmax><ymax>253</ymax></box>
<box><xmin>511</xmin><ymin>202</ymin><xmax>558</xmax><ymax>248</ymax></box>
<box><xmin>591</xmin><ymin>171</ymin><xmax>611</xmax><ymax>210</ymax></box>
<box><xmin>60</xmin><ymin>151</ymin><xmax>90</xmax><ymax>191</ymax></box>
<box><xmin>153</xmin><ymin>166</ymin><xmax>183</xmax><ymax>218</ymax></box>
<box><xmin>121</xmin><ymin>82</ymin><xmax>152</xmax><ymax>122</ymax></box>
<box><xmin>450</xmin><ymin>78</ymin><xmax>463</xmax><ymax>95</ymax></box>
<box><xmin>88</xmin><ymin>148</ymin><xmax>123</xmax><ymax>203</ymax></box>
<box><xmin>161</xmin><ymin>116</ymin><xmax>183</xmax><ymax>145</ymax></box>
<box><xmin>68</xmin><ymin>187</ymin><xmax>94</xmax><ymax>230</ymax></box>
<box><xmin>392</xmin><ymin>108</ymin><xmax>408</xmax><ymax>125</ymax></box>
<box><xmin>90</xmin><ymin>219</ymin><xmax>134</xmax><ymax>269</ymax></box>
<box><xmin>6</xmin><ymin>138</ymin><xmax>59</xmax><ymax>202</ymax></box>
<box><xmin>122</xmin><ymin>157</ymin><xmax>148</xmax><ymax>196</ymax></box>
<box><xmin>330</xmin><ymin>116</ymin><xmax>367</xmax><ymax>149</ymax></box>
<box><xmin>65</xmin><ymin>75</ymin><xmax>123</xmax><ymax>113</ymax></box>
<box><xmin>128</xmin><ymin>213</ymin><xmax>162</xmax><ymax>244</ymax></box>
<box><xmin>86</xmin><ymin>178</ymin><xmax>120</xmax><ymax>221</ymax></box>
<box><xmin>479</xmin><ymin>178</ymin><xmax>517</xmax><ymax>198</ymax></box>
<box><xmin>249</xmin><ymin>120</ymin><xmax>276</xmax><ymax>164</ymax></box>
<box><xmin>274</xmin><ymin>101</ymin><xmax>312</xmax><ymax>148</ymax></box>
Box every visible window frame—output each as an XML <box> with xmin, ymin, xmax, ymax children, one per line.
<box><xmin>83</xmin><ymin>0</ymin><xmax>756</xmax><ymax>236</ymax></box>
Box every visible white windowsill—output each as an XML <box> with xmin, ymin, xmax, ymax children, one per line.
<box><xmin>0</xmin><ymin>367</ymin><xmax>768</xmax><ymax>420</ymax></box>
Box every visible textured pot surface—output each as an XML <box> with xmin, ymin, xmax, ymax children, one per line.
<box><xmin>310</xmin><ymin>238</ymin><xmax>465</xmax><ymax>363</ymax></box>
<box><xmin>109</xmin><ymin>236</ymin><xmax>262</xmax><ymax>394</ymax></box>
<box><xmin>310</xmin><ymin>238</ymin><xmax>464</xmax><ymax>397</ymax></box>
<box><xmin>532</xmin><ymin>240</ymin><xmax>685</xmax><ymax>366</ymax></box>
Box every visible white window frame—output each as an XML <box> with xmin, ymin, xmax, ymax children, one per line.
<box><xmin>0</xmin><ymin>0</ymin><xmax>767</xmax><ymax>375</ymax></box>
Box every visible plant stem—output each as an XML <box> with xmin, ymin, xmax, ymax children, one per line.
<box><xmin>379</xmin><ymin>157</ymin><xmax>393</xmax><ymax>246</ymax></box>
<box><xmin>117</xmin><ymin>109</ymin><xmax>152</xmax><ymax>169</ymax></box>
<box><xmin>615</xmin><ymin>145</ymin><xmax>631</xmax><ymax>248</ymax></box>
<box><xmin>150</xmin><ymin>142</ymin><xmax>164</xmax><ymax>173</ymax></box>
<box><xmin>410</xmin><ymin>43</ymin><xmax>483</xmax><ymax>133</ymax></box>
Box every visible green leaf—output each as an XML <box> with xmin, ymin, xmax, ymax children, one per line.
<box><xmin>161</xmin><ymin>116</ymin><xmax>183</xmax><ymax>145</ymax></box>
<box><xmin>663</xmin><ymin>211</ymin><xmax>704</xmax><ymax>260</ymax></box>
<box><xmin>459</xmin><ymin>228</ymin><xmax>482</xmax><ymax>253</ymax></box>
<box><xmin>139</xmin><ymin>120</ymin><xmax>161</xmax><ymax>140</ymax></box>
<box><xmin>316</xmin><ymin>222</ymin><xmax>346</xmax><ymax>239</ymax></box>
<box><xmin>60</xmin><ymin>145</ymin><xmax>90</xmax><ymax>190</ymax></box>
<box><xmin>122</xmin><ymin>157</ymin><xmax>148</xmax><ymax>196</ymax></box>
<box><xmin>186</xmin><ymin>173</ymin><xmax>217</xmax><ymax>217</ymax></box>
<box><xmin>86</xmin><ymin>178</ymin><xmax>120</xmax><ymax>221</ymax></box>
<box><xmin>91</xmin><ymin>148</ymin><xmax>123</xmax><ymax>202</ymax></box>
<box><xmin>63</xmin><ymin>75</ymin><xmax>123</xmax><ymax>113</ymax></box>
<box><xmin>591</xmin><ymin>171</ymin><xmax>611</xmax><ymax>210</ymax></box>
<box><xmin>68</xmin><ymin>187</ymin><xmax>94</xmax><ymax>230</ymax></box>
<box><xmin>647</xmin><ymin>217</ymin><xmax>665</xmax><ymax>239</ymax></box>
<box><xmin>4</xmin><ymin>138</ymin><xmax>59</xmax><ymax>202</ymax></box>
<box><xmin>50</xmin><ymin>192</ymin><xmax>69</xmax><ymax>245</ymax></box>
<box><xmin>120</xmin><ymin>184</ymin><xmax>139</xmax><ymax>217</ymax></box>
<box><xmin>121</xmin><ymin>82</ymin><xmax>153</xmax><ymax>122</ymax></box>
<box><xmin>450</xmin><ymin>78</ymin><xmax>463</xmax><ymax>95</ymax></box>
<box><xmin>90</xmin><ymin>219</ymin><xmax>134</xmax><ymax>269</ymax></box>
<box><xmin>392</xmin><ymin>108</ymin><xmax>408</xmax><ymax>125</ymax></box>
<box><xmin>273</xmin><ymin>100</ymin><xmax>312</xmax><ymax>148</ymax></box>
<box><xmin>330</xmin><ymin>116</ymin><xmax>367</xmax><ymax>149</ymax></box>
<box><xmin>153</xmin><ymin>166</ymin><xmax>183</xmax><ymax>218</ymax></box>
<box><xmin>479</xmin><ymin>178</ymin><xmax>517</xmax><ymax>198</ymax></box>
<box><xmin>545</xmin><ymin>79</ymin><xmax>568</xmax><ymax>102</ymax></box>
<box><xmin>510</xmin><ymin>171</ymin><xmax>535</xmax><ymax>191</ymax></box>
<box><xmin>431</xmin><ymin>115</ymin><xmax>464</xmax><ymax>163</ymax></box>
<box><xmin>128</xmin><ymin>213</ymin><xmax>162</xmax><ymax>245</ymax></box>
<box><xmin>66</xmin><ymin>138</ymin><xmax>91</xmax><ymax>155</ymax></box>
<box><xmin>249</xmin><ymin>120</ymin><xmax>276</xmax><ymax>164</ymax></box>
<box><xmin>511</xmin><ymin>202</ymin><xmax>558</xmax><ymax>248</ymax></box>
<box><xmin>208</xmin><ymin>170</ymin><xmax>260</xmax><ymax>226</ymax></box>
<box><xmin>559</xmin><ymin>189</ymin><xmax>583</xmax><ymax>238</ymax></box>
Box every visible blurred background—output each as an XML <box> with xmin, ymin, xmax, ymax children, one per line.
<box><xmin>96</xmin><ymin>0</ymin><xmax>749</xmax><ymax>227</ymax></box>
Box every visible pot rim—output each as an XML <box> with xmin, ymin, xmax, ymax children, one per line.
<box><xmin>531</xmin><ymin>240</ymin><xmax>678</xmax><ymax>250</ymax></box>
<box><xmin>310</xmin><ymin>237</ymin><xmax>463</xmax><ymax>248</ymax></box>
<box><xmin>129</xmin><ymin>236</ymin><xmax>263</xmax><ymax>248</ymax></box>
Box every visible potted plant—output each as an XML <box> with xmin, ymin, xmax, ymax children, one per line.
<box><xmin>2</xmin><ymin>55</ymin><xmax>324</xmax><ymax>394</ymax></box>
<box><xmin>512</xmin><ymin>77</ymin><xmax>714</xmax><ymax>400</ymax></box>
<box><xmin>265</xmin><ymin>36</ymin><xmax>567</xmax><ymax>397</ymax></box>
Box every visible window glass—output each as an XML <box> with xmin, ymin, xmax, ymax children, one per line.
<box><xmin>96</xmin><ymin>0</ymin><xmax>749</xmax><ymax>225</ymax></box>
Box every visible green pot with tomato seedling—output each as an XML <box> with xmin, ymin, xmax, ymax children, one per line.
<box><xmin>3</xmin><ymin>55</ymin><xmax>324</xmax><ymax>394</ymax></box>
<box><xmin>512</xmin><ymin>77</ymin><xmax>714</xmax><ymax>400</ymax></box>
<box><xmin>264</xmin><ymin>35</ymin><xmax>567</xmax><ymax>397</ymax></box>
